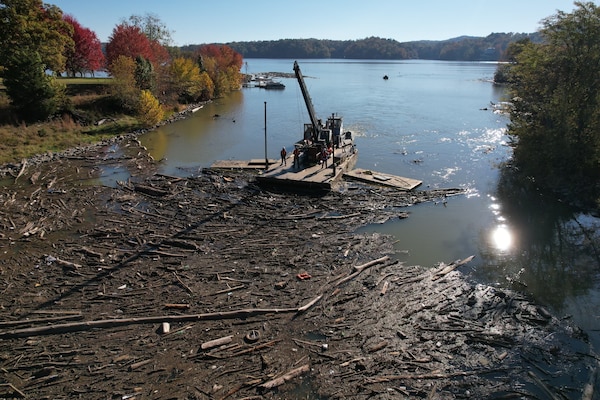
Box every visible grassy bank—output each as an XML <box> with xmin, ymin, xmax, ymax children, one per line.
<box><xmin>0</xmin><ymin>77</ymin><xmax>140</xmax><ymax>165</ymax></box>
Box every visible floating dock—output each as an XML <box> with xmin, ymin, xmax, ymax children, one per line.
<box><xmin>344</xmin><ymin>168</ymin><xmax>422</xmax><ymax>190</ymax></box>
<box><xmin>210</xmin><ymin>156</ymin><xmax>421</xmax><ymax>192</ymax></box>
<box><xmin>255</xmin><ymin>151</ymin><xmax>357</xmax><ymax>191</ymax></box>
<box><xmin>210</xmin><ymin>159</ymin><xmax>278</xmax><ymax>170</ymax></box>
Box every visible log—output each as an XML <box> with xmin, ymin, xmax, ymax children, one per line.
<box><xmin>0</xmin><ymin>383</ymin><xmax>26</xmax><ymax>398</ymax></box>
<box><xmin>0</xmin><ymin>314</ymin><xmax>83</xmax><ymax>328</ymax></box>
<box><xmin>129</xmin><ymin>359</ymin><xmax>153</xmax><ymax>371</ymax></box>
<box><xmin>260</xmin><ymin>364</ymin><xmax>310</xmax><ymax>389</ymax></box>
<box><xmin>0</xmin><ymin>295</ymin><xmax>322</xmax><ymax>339</ymax></box>
<box><xmin>335</xmin><ymin>256</ymin><xmax>389</xmax><ymax>287</ymax></box>
<box><xmin>431</xmin><ymin>255</ymin><xmax>474</xmax><ymax>280</ymax></box>
<box><xmin>201</xmin><ymin>335</ymin><xmax>233</xmax><ymax>350</ymax></box>
<box><xmin>380</xmin><ymin>281</ymin><xmax>389</xmax><ymax>296</ymax></box>
<box><xmin>133</xmin><ymin>184</ymin><xmax>169</xmax><ymax>197</ymax></box>
<box><xmin>14</xmin><ymin>159</ymin><xmax>27</xmax><ymax>183</ymax></box>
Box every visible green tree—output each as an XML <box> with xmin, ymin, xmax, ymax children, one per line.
<box><xmin>504</xmin><ymin>1</ymin><xmax>600</xmax><ymax>207</ymax></box>
<box><xmin>3</xmin><ymin>50</ymin><xmax>65</xmax><ymax>121</ymax></box>
<box><xmin>135</xmin><ymin>55</ymin><xmax>155</xmax><ymax>92</ymax></box>
<box><xmin>0</xmin><ymin>0</ymin><xmax>72</xmax><ymax>120</ymax></box>
<box><xmin>0</xmin><ymin>0</ymin><xmax>73</xmax><ymax>73</ymax></box>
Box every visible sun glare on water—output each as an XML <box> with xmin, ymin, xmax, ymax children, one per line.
<box><xmin>491</xmin><ymin>224</ymin><xmax>513</xmax><ymax>252</ymax></box>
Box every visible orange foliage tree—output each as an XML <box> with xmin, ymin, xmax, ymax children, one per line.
<box><xmin>196</xmin><ymin>45</ymin><xmax>243</xmax><ymax>96</ymax></box>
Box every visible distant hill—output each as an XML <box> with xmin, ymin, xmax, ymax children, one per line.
<box><xmin>180</xmin><ymin>32</ymin><xmax>543</xmax><ymax>61</ymax></box>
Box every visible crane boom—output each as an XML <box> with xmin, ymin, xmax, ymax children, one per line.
<box><xmin>293</xmin><ymin>61</ymin><xmax>320</xmax><ymax>141</ymax></box>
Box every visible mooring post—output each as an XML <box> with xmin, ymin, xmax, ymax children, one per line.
<box><xmin>264</xmin><ymin>101</ymin><xmax>268</xmax><ymax>170</ymax></box>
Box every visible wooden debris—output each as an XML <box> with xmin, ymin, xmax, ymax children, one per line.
<box><xmin>260</xmin><ymin>364</ymin><xmax>310</xmax><ymax>389</ymax></box>
<box><xmin>201</xmin><ymin>335</ymin><xmax>233</xmax><ymax>350</ymax></box>
<box><xmin>335</xmin><ymin>255</ymin><xmax>390</xmax><ymax>287</ymax></box>
<box><xmin>431</xmin><ymin>255</ymin><xmax>474</xmax><ymax>280</ymax></box>
<box><xmin>133</xmin><ymin>184</ymin><xmax>169</xmax><ymax>197</ymax></box>
<box><xmin>380</xmin><ymin>280</ymin><xmax>389</xmax><ymax>295</ymax></box>
<box><xmin>164</xmin><ymin>303</ymin><xmax>191</xmax><ymax>309</ymax></box>
<box><xmin>0</xmin><ymin>153</ymin><xmax>594</xmax><ymax>400</ymax></box>
<box><xmin>0</xmin><ymin>295</ymin><xmax>323</xmax><ymax>338</ymax></box>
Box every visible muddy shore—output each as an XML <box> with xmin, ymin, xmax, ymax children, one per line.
<box><xmin>0</xmin><ymin>136</ymin><xmax>597</xmax><ymax>399</ymax></box>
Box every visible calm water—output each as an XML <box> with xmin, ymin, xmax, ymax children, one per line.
<box><xmin>138</xmin><ymin>59</ymin><xmax>600</xmax><ymax>349</ymax></box>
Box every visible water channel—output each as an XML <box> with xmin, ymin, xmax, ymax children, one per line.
<box><xmin>135</xmin><ymin>59</ymin><xmax>600</xmax><ymax>350</ymax></box>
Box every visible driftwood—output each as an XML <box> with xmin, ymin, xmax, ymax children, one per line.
<box><xmin>0</xmin><ymin>295</ymin><xmax>322</xmax><ymax>339</ymax></box>
<box><xmin>260</xmin><ymin>364</ymin><xmax>310</xmax><ymax>389</ymax></box>
<box><xmin>431</xmin><ymin>255</ymin><xmax>474</xmax><ymax>280</ymax></box>
<box><xmin>335</xmin><ymin>255</ymin><xmax>390</xmax><ymax>287</ymax></box>
<box><xmin>0</xmin><ymin>157</ymin><xmax>594</xmax><ymax>399</ymax></box>
<box><xmin>14</xmin><ymin>159</ymin><xmax>27</xmax><ymax>183</ymax></box>
<box><xmin>133</xmin><ymin>184</ymin><xmax>169</xmax><ymax>197</ymax></box>
<box><xmin>201</xmin><ymin>335</ymin><xmax>233</xmax><ymax>350</ymax></box>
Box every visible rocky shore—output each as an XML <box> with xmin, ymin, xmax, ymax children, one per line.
<box><xmin>0</xmin><ymin>137</ymin><xmax>597</xmax><ymax>399</ymax></box>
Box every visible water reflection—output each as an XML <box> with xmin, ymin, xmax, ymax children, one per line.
<box><xmin>490</xmin><ymin>224</ymin><xmax>513</xmax><ymax>252</ymax></box>
<box><xmin>476</xmin><ymin>166</ymin><xmax>600</xmax><ymax>348</ymax></box>
<box><xmin>487</xmin><ymin>197</ymin><xmax>514</xmax><ymax>253</ymax></box>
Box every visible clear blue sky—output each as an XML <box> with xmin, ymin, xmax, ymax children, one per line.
<box><xmin>49</xmin><ymin>0</ymin><xmax>587</xmax><ymax>46</ymax></box>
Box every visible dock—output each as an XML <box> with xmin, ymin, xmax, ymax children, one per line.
<box><xmin>255</xmin><ymin>151</ymin><xmax>357</xmax><ymax>191</ymax></box>
<box><xmin>210</xmin><ymin>159</ymin><xmax>278</xmax><ymax>170</ymax></box>
<box><xmin>210</xmin><ymin>158</ymin><xmax>422</xmax><ymax>191</ymax></box>
<box><xmin>344</xmin><ymin>168</ymin><xmax>422</xmax><ymax>190</ymax></box>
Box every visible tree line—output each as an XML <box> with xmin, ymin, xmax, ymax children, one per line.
<box><xmin>0</xmin><ymin>0</ymin><xmax>243</xmax><ymax>126</ymax></box>
<box><xmin>495</xmin><ymin>1</ymin><xmax>600</xmax><ymax>210</ymax></box>
<box><xmin>182</xmin><ymin>33</ymin><xmax>543</xmax><ymax>61</ymax></box>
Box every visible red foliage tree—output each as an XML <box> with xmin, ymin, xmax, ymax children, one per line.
<box><xmin>63</xmin><ymin>14</ymin><xmax>105</xmax><ymax>76</ymax></box>
<box><xmin>106</xmin><ymin>24</ymin><xmax>170</xmax><ymax>74</ymax></box>
<box><xmin>106</xmin><ymin>24</ymin><xmax>154</xmax><ymax>70</ymax></box>
<box><xmin>197</xmin><ymin>44</ymin><xmax>243</xmax><ymax>71</ymax></box>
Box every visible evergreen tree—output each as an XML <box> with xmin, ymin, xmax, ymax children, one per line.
<box><xmin>3</xmin><ymin>50</ymin><xmax>63</xmax><ymax>121</ymax></box>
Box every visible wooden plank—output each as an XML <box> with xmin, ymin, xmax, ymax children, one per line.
<box><xmin>344</xmin><ymin>168</ymin><xmax>422</xmax><ymax>190</ymax></box>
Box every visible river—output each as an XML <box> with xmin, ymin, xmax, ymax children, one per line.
<box><xmin>137</xmin><ymin>59</ymin><xmax>600</xmax><ymax>350</ymax></box>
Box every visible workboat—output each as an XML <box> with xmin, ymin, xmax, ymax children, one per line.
<box><xmin>256</xmin><ymin>61</ymin><xmax>357</xmax><ymax>191</ymax></box>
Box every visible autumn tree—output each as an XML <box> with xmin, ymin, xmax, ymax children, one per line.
<box><xmin>503</xmin><ymin>1</ymin><xmax>600</xmax><ymax>207</ymax></box>
<box><xmin>165</xmin><ymin>57</ymin><xmax>202</xmax><ymax>103</ymax></box>
<box><xmin>137</xmin><ymin>90</ymin><xmax>163</xmax><ymax>127</ymax></box>
<box><xmin>63</xmin><ymin>14</ymin><xmax>104</xmax><ymax>76</ymax></box>
<box><xmin>109</xmin><ymin>55</ymin><xmax>138</xmax><ymax>111</ymax></box>
<box><xmin>196</xmin><ymin>45</ymin><xmax>243</xmax><ymax>96</ymax></box>
<box><xmin>106</xmin><ymin>24</ymin><xmax>155</xmax><ymax>72</ymax></box>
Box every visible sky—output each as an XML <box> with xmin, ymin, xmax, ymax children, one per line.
<box><xmin>49</xmin><ymin>0</ymin><xmax>590</xmax><ymax>46</ymax></box>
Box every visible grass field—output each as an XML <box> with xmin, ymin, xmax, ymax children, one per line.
<box><xmin>0</xmin><ymin>77</ymin><xmax>142</xmax><ymax>165</ymax></box>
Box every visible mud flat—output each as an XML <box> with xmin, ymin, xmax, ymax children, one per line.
<box><xmin>0</xmin><ymin>138</ymin><xmax>597</xmax><ymax>399</ymax></box>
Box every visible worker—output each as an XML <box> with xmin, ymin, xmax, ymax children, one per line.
<box><xmin>321</xmin><ymin>148</ymin><xmax>328</xmax><ymax>169</ymax></box>
<box><xmin>280</xmin><ymin>147</ymin><xmax>287</xmax><ymax>166</ymax></box>
<box><xmin>293</xmin><ymin>147</ymin><xmax>300</xmax><ymax>168</ymax></box>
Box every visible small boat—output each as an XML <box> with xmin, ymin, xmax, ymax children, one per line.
<box><xmin>264</xmin><ymin>80</ymin><xmax>285</xmax><ymax>89</ymax></box>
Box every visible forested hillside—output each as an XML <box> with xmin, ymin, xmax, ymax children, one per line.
<box><xmin>181</xmin><ymin>32</ymin><xmax>542</xmax><ymax>61</ymax></box>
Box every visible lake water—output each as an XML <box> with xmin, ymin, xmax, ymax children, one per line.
<box><xmin>138</xmin><ymin>59</ymin><xmax>600</xmax><ymax>350</ymax></box>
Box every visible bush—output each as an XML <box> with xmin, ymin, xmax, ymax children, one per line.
<box><xmin>137</xmin><ymin>90</ymin><xmax>163</xmax><ymax>127</ymax></box>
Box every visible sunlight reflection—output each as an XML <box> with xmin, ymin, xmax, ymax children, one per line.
<box><xmin>491</xmin><ymin>224</ymin><xmax>513</xmax><ymax>252</ymax></box>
